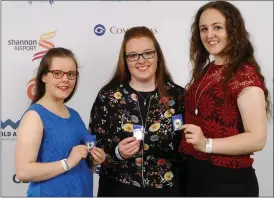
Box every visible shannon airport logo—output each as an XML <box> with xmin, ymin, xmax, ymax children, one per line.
<box><xmin>94</xmin><ymin>24</ymin><xmax>158</xmax><ymax>36</ymax></box>
<box><xmin>8</xmin><ymin>39</ymin><xmax>37</xmax><ymax>51</ymax></box>
<box><xmin>26</xmin><ymin>30</ymin><xmax>57</xmax><ymax>100</ymax></box>
<box><xmin>1</xmin><ymin>119</ymin><xmax>20</xmax><ymax>140</ymax></box>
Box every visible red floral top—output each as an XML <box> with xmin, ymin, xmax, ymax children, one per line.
<box><xmin>178</xmin><ymin>62</ymin><xmax>265</xmax><ymax>168</ymax></box>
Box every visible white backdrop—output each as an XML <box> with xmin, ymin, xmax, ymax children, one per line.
<box><xmin>1</xmin><ymin>1</ymin><xmax>273</xmax><ymax>197</ymax></box>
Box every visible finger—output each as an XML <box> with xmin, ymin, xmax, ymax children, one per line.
<box><xmin>184</xmin><ymin>128</ymin><xmax>195</xmax><ymax>134</ymax></box>
<box><xmin>124</xmin><ymin>140</ymin><xmax>140</xmax><ymax>150</ymax></box>
<box><xmin>80</xmin><ymin>149</ymin><xmax>88</xmax><ymax>156</ymax></box>
<box><xmin>185</xmin><ymin>133</ymin><xmax>194</xmax><ymax>139</ymax></box>
<box><xmin>91</xmin><ymin>152</ymin><xmax>100</xmax><ymax>162</ymax></box>
<box><xmin>120</xmin><ymin>137</ymin><xmax>136</xmax><ymax>145</ymax></box>
<box><xmin>91</xmin><ymin>149</ymin><xmax>104</xmax><ymax>157</ymax></box>
<box><xmin>91</xmin><ymin>152</ymin><xmax>105</xmax><ymax>162</ymax></box>
<box><xmin>80</xmin><ymin>152</ymin><xmax>88</xmax><ymax>159</ymax></box>
<box><xmin>181</xmin><ymin>124</ymin><xmax>192</xmax><ymax>130</ymax></box>
<box><xmin>186</xmin><ymin>138</ymin><xmax>195</xmax><ymax>144</ymax></box>
<box><xmin>92</xmin><ymin>147</ymin><xmax>104</xmax><ymax>154</ymax></box>
<box><xmin>76</xmin><ymin>145</ymin><xmax>89</xmax><ymax>151</ymax></box>
<box><xmin>79</xmin><ymin>147</ymin><xmax>89</xmax><ymax>154</ymax></box>
<box><xmin>126</xmin><ymin>144</ymin><xmax>140</xmax><ymax>153</ymax></box>
<box><xmin>128</xmin><ymin>146</ymin><xmax>140</xmax><ymax>156</ymax></box>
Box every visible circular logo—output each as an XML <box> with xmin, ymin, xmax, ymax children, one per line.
<box><xmin>27</xmin><ymin>78</ymin><xmax>36</xmax><ymax>100</ymax></box>
<box><xmin>94</xmin><ymin>24</ymin><xmax>106</xmax><ymax>36</ymax></box>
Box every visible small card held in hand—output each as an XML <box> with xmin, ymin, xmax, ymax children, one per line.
<box><xmin>133</xmin><ymin>125</ymin><xmax>144</xmax><ymax>140</ymax></box>
<box><xmin>85</xmin><ymin>133</ymin><xmax>96</xmax><ymax>151</ymax></box>
<box><xmin>171</xmin><ymin>114</ymin><xmax>183</xmax><ymax>131</ymax></box>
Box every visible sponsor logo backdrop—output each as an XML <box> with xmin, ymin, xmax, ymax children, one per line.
<box><xmin>1</xmin><ymin>1</ymin><xmax>273</xmax><ymax>196</ymax></box>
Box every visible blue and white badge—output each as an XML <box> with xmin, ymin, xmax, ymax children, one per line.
<box><xmin>85</xmin><ymin>133</ymin><xmax>96</xmax><ymax>151</ymax></box>
<box><xmin>171</xmin><ymin>114</ymin><xmax>183</xmax><ymax>131</ymax></box>
<box><xmin>133</xmin><ymin>125</ymin><xmax>144</xmax><ymax>140</ymax></box>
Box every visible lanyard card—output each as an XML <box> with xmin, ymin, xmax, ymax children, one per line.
<box><xmin>171</xmin><ymin>114</ymin><xmax>183</xmax><ymax>131</ymax></box>
<box><xmin>133</xmin><ymin>125</ymin><xmax>144</xmax><ymax>140</ymax></box>
<box><xmin>85</xmin><ymin>133</ymin><xmax>96</xmax><ymax>151</ymax></box>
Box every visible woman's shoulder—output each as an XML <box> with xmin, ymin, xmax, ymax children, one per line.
<box><xmin>98</xmin><ymin>83</ymin><xmax>123</xmax><ymax>95</ymax></box>
<box><xmin>166</xmin><ymin>81</ymin><xmax>185</xmax><ymax>93</ymax></box>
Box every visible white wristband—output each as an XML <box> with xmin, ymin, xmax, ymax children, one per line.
<box><xmin>61</xmin><ymin>159</ymin><xmax>70</xmax><ymax>171</ymax></box>
<box><xmin>115</xmin><ymin>145</ymin><xmax>124</xmax><ymax>160</ymax></box>
<box><xmin>205</xmin><ymin>138</ymin><xmax>213</xmax><ymax>153</ymax></box>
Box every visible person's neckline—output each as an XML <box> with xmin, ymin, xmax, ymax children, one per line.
<box><xmin>34</xmin><ymin>103</ymin><xmax>71</xmax><ymax>120</ymax></box>
<box><xmin>212</xmin><ymin>61</ymin><xmax>225</xmax><ymax>67</ymax></box>
<box><xmin>127</xmin><ymin>83</ymin><xmax>157</xmax><ymax>94</ymax></box>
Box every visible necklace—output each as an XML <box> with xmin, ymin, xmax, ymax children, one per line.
<box><xmin>135</xmin><ymin>91</ymin><xmax>153</xmax><ymax>106</ymax></box>
<box><xmin>194</xmin><ymin>63</ymin><xmax>223</xmax><ymax>115</ymax></box>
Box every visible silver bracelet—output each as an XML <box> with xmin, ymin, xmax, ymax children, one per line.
<box><xmin>61</xmin><ymin>159</ymin><xmax>70</xmax><ymax>171</ymax></box>
<box><xmin>205</xmin><ymin>138</ymin><xmax>213</xmax><ymax>153</ymax></box>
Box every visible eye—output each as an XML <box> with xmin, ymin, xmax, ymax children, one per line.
<box><xmin>53</xmin><ymin>70</ymin><xmax>62</xmax><ymax>77</ymax></box>
<box><xmin>127</xmin><ymin>54</ymin><xmax>138</xmax><ymax>59</ymax></box>
<box><xmin>144</xmin><ymin>51</ymin><xmax>154</xmax><ymax>56</ymax></box>
<box><xmin>143</xmin><ymin>51</ymin><xmax>155</xmax><ymax>58</ymax></box>
<box><xmin>214</xmin><ymin>26</ymin><xmax>222</xmax><ymax>30</ymax></box>
<box><xmin>68</xmin><ymin>71</ymin><xmax>77</xmax><ymax>78</ymax></box>
<box><xmin>200</xmin><ymin>27</ymin><xmax>207</xmax><ymax>32</ymax></box>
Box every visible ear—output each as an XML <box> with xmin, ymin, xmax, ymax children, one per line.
<box><xmin>42</xmin><ymin>73</ymin><xmax>47</xmax><ymax>83</ymax></box>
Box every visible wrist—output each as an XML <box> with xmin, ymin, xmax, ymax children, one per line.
<box><xmin>60</xmin><ymin>158</ymin><xmax>71</xmax><ymax>172</ymax></box>
<box><xmin>66</xmin><ymin>158</ymin><xmax>74</xmax><ymax>169</ymax></box>
<box><xmin>205</xmin><ymin>138</ymin><xmax>213</xmax><ymax>153</ymax></box>
<box><xmin>115</xmin><ymin>145</ymin><xmax>125</xmax><ymax>160</ymax></box>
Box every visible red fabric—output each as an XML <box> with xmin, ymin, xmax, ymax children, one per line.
<box><xmin>179</xmin><ymin>62</ymin><xmax>265</xmax><ymax>168</ymax></box>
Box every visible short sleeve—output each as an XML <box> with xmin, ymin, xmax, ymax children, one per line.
<box><xmin>229</xmin><ymin>64</ymin><xmax>265</xmax><ymax>98</ymax></box>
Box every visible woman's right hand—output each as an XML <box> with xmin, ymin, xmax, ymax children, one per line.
<box><xmin>118</xmin><ymin>137</ymin><xmax>140</xmax><ymax>159</ymax></box>
<box><xmin>67</xmin><ymin>145</ymin><xmax>89</xmax><ymax>169</ymax></box>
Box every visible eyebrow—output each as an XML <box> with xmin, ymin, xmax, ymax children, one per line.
<box><xmin>199</xmin><ymin>22</ymin><xmax>225</xmax><ymax>28</ymax></box>
<box><xmin>127</xmin><ymin>48</ymin><xmax>155</xmax><ymax>54</ymax></box>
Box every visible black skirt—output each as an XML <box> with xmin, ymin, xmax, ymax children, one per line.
<box><xmin>180</xmin><ymin>155</ymin><xmax>259</xmax><ymax>197</ymax></box>
<box><xmin>97</xmin><ymin>176</ymin><xmax>180</xmax><ymax>197</ymax></box>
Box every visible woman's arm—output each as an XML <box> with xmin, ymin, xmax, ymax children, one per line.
<box><xmin>15</xmin><ymin>111</ymin><xmax>66</xmax><ymax>182</ymax></box>
<box><xmin>183</xmin><ymin>87</ymin><xmax>267</xmax><ymax>155</ymax></box>
<box><xmin>210</xmin><ymin>86</ymin><xmax>267</xmax><ymax>155</ymax></box>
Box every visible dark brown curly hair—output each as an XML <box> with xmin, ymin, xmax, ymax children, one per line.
<box><xmin>188</xmin><ymin>1</ymin><xmax>271</xmax><ymax>117</ymax></box>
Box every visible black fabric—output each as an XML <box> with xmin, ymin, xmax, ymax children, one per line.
<box><xmin>180</xmin><ymin>155</ymin><xmax>259</xmax><ymax>197</ymax></box>
<box><xmin>126</xmin><ymin>84</ymin><xmax>156</xmax><ymax>124</ymax></box>
<box><xmin>97</xmin><ymin>176</ymin><xmax>180</xmax><ymax>197</ymax></box>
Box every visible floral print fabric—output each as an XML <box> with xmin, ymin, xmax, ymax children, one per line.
<box><xmin>89</xmin><ymin>82</ymin><xmax>184</xmax><ymax>188</ymax></box>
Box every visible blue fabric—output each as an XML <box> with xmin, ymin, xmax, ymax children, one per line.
<box><xmin>25</xmin><ymin>104</ymin><xmax>93</xmax><ymax>197</ymax></box>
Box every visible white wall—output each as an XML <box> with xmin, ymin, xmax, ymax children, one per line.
<box><xmin>1</xmin><ymin>1</ymin><xmax>273</xmax><ymax>196</ymax></box>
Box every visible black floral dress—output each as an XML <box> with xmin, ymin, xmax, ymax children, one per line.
<box><xmin>89</xmin><ymin>82</ymin><xmax>184</xmax><ymax>188</ymax></box>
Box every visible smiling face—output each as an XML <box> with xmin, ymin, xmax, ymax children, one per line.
<box><xmin>42</xmin><ymin>57</ymin><xmax>77</xmax><ymax>102</ymax></box>
<box><xmin>199</xmin><ymin>8</ymin><xmax>228</xmax><ymax>64</ymax></box>
<box><xmin>125</xmin><ymin>36</ymin><xmax>158</xmax><ymax>83</ymax></box>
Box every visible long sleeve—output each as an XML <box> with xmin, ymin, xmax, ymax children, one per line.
<box><xmin>88</xmin><ymin>89</ymin><xmax>120</xmax><ymax>165</ymax></box>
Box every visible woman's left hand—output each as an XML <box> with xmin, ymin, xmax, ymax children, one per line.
<box><xmin>181</xmin><ymin>124</ymin><xmax>207</xmax><ymax>153</ymax></box>
<box><xmin>90</xmin><ymin>147</ymin><xmax>106</xmax><ymax>165</ymax></box>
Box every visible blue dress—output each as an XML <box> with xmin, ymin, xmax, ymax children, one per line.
<box><xmin>25</xmin><ymin>104</ymin><xmax>93</xmax><ymax>197</ymax></box>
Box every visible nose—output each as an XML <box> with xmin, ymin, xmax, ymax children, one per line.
<box><xmin>207</xmin><ymin>28</ymin><xmax>216</xmax><ymax>39</ymax></box>
<box><xmin>137</xmin><ymin>55</ymin><xmax>145</xmax><ymax>63</ymax></box>
<box><xmin>61</xmin><ymin>73</ymin><xmax>69</xmax><ymax>81</ymax></box>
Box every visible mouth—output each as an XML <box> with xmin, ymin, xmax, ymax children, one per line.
<box><xmin>136</xmin><ymin>65</ymin><xmax>150</xmax><ymax>72</ymax></box>
<box><xmin>57</xmin><ymin>86</ymin><xmax>70</xmax><ymax>91</ymax></box>
<box><xmin>207</xmin><ymin>40</ymin><xmax>219</xmax><ymax>47</ymax></box>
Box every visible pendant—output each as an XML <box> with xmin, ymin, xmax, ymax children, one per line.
<box><xmin>144</xmin><ymin>101</ymin><xmax>146</xmax><ymax>106</ymax></box>
<box><xmin>195</xmin><ymin>109</ymin><xmax>198</xmax><ymax>115</ymax></box>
